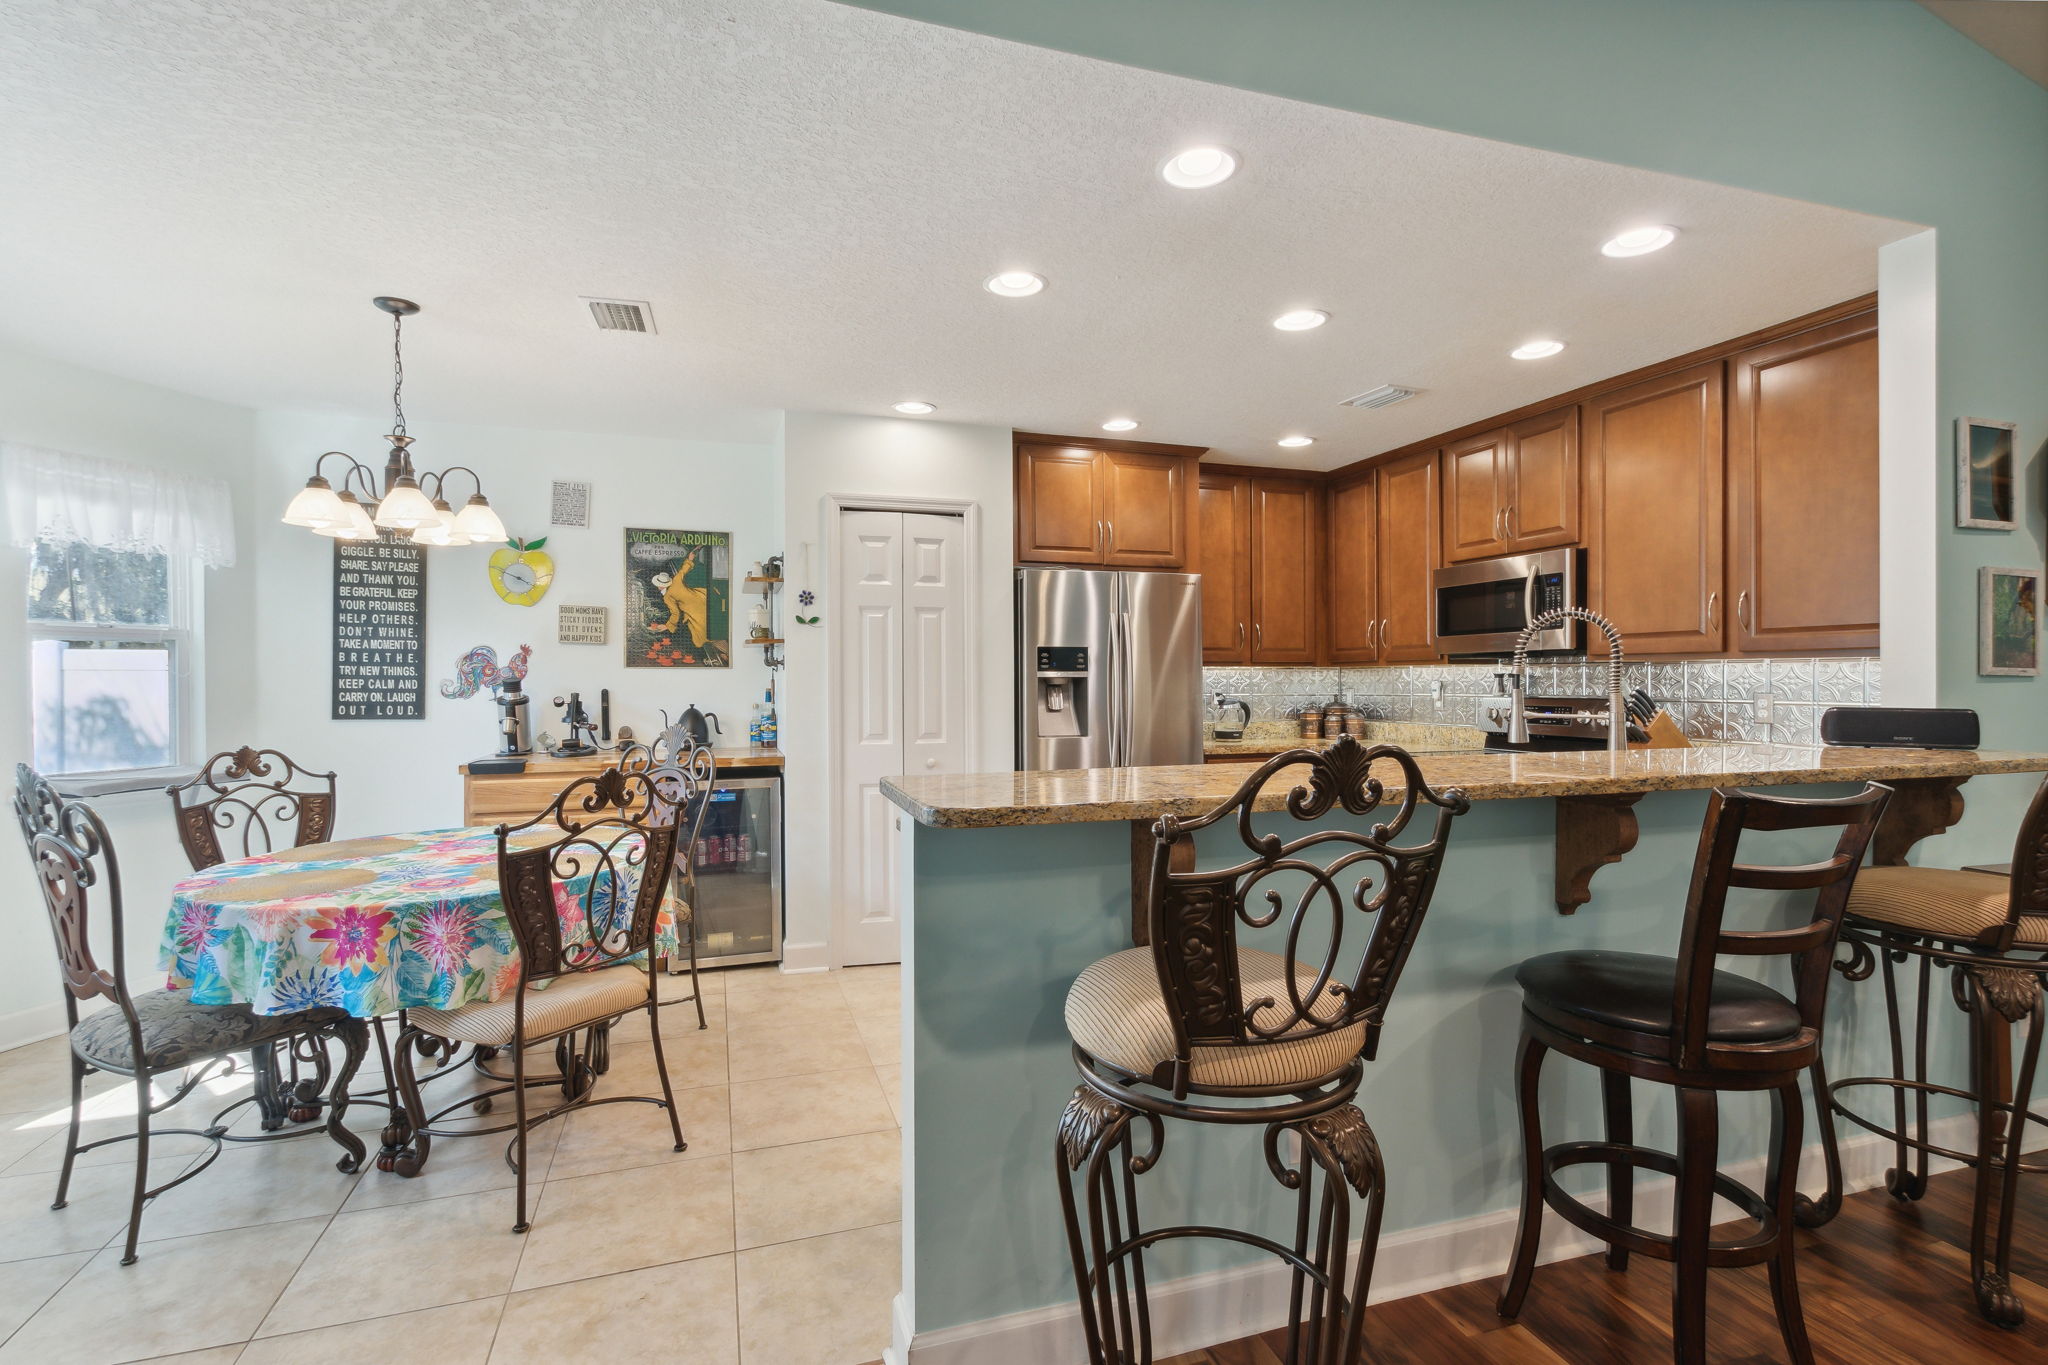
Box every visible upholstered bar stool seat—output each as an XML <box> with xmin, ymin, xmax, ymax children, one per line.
<box><xmin>1516</xmin><ymin>950</ymin><xmax>1801</xmax><ymax>1046</ymax></box>
<box><xmin>1845</xmin><ymin>865</ymin><xmax>2048</xmax><ymax>945</ymax></box>
<box><xmin>407</xmin><ymin>965</ymin><xmax>651</xmax><ymax>1048</ymax></box>
<box><xmin>71</xmin><ymin>990</ymin><xmax>348</xmax><ymax>1072</ymax></box>
<box><xmin>1067</xmin><ymin>947</ymin><xmax>1367</xmax><ymax>1089</ymax></box>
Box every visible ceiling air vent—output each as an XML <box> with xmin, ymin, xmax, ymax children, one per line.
<box><xmin>1339</xmin><ymin>384</ymin><xmax>1418</xmax><ymax>410</ymax></box>
<box><xmin>583</xmin><ymin>298</ymin><xmax>656</xmax><ymax>334</ymax></box>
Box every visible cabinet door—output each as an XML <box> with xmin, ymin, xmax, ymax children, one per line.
<box><xmin>1198</xmin><ymin>474</ymin><xmax>1252</xmax><ymax>663</ymax></box>
<box><xmin>1440</xmin><ymin>429</ymin><xmax>1510</xmax><ymax>563</ymax></box>
<box><xmin>1100</xmin><ymin>449</ymin><xmax>1189</xmax><ymax>568</ymax></box>
<box><xmin>1376</xmin><ymin>451</ymin><xmax>1440</xmax><ymax>662</ymax></box>
<box><xmin>1015</xmin><ymin>444</ymin><xmax>1103</xmax><ymax>564</ymax></box>
<box><xmin>1249</xmin><ymin>478</ymin><xmax>1320</xmax><ymax>663</ymax></box>
<box><xmin>1504</xmin><ymin>407</ymin><xmax>1580</xmax><ymax>551</ymax></box>
<box><xmin>1326</xmin><ymin>475</ymin><xmax>1379</xmax><ymax>663</ymax></box>
<box><xmin>1726</xmin><ymin>313</ymin><xmax>1879</xmax><ymax>654</ymax></box>
<box><xmin>1581</xmin><ymin>362</ymin><xmax>1726</xmax><ymax>655</ymax></box>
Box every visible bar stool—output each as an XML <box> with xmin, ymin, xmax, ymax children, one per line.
<box><xmin>1497</xmin><ymin>784</ymin><xmax>1890</xmax><ymax>1365</ymax></box>
<box><xmin>1056</xmin><ymin>738</ymin><xmax>1469</xmax><ymax>1365</ymax></box>
<box><xmin>1798</xmin><ymin>773</ymin><xmax>2048</xmax><ymax>1327</ymax></box>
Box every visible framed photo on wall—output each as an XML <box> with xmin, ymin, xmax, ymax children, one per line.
<box><xmin>1955</xmin><ymin>417</ymin><xmax>2018</xmax><ymax>530</ymax></box>
<box><xmin>1979</xmin><ymin>565</ymin><xmax>2040</xmax><ymax>677</ymax></box>
<box><xmin>624</xmin><ymin>528</ymin><xmax>732</xmax><ymax>668</ymax></box>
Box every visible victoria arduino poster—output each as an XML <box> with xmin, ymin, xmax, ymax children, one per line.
<box><xmin>624</xmin><ymin>527</ymin><xmax>731</xmax><ymax>668</ymax></box>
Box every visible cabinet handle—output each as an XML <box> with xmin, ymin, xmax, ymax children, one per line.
<box><xmin>1495</xmin><ymin>507</ymin><xmax>1505</xmax><ymax>541</ymax></box>
<box><xmin>1707</xmin><ymin>591</ymin><xmax>1720</xmax><ymax>629</ymax></box>
<box><xmin>1366</xmin><ymin>618</ymin><xmax>1377</xmax><ymax>650</ymax></box>
<box><xmin>1381</xmin><ymin>618</ymin><xmax>1390</xmax><ymax>653</ymax></box>
<box><xmin>1737</xmin><ymin>590</ymin><xmax>1752</xmax><ymax>632</ymax></box>
<box><xmin>1507</xmin><ymin>504</ymin><xmax>1516</xmax><ymax>540</ymax></box>
<box><xmin>1237</xmin><ymin>621</ymin><xmax>1246</xmax><ymax>650</ymax></box>
<box><xmin>1255</xmin><ymin>623</ymin><xmax>1263</xmax><ymax>652</ymax></box>
<box><xmin>1106</xmin><ymin>519</ymin><xmax>1115</xmax><ymax>550</ymax></box>
<box><xmin>1097</xmin><ymin>519</ymin><xmax>1106</xmax><ymax>555</ymax></box>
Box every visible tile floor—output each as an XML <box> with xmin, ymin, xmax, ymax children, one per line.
<box><xmin>0</xmin><ymin>964</ymin><xmax>903</xmax><ymax>1365</ymax></box>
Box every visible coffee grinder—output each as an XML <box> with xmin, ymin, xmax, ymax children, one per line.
<box><xmin>494</xmin><ymin>675</ymin><xmax>533</xmax><ymax>756</ymax></box>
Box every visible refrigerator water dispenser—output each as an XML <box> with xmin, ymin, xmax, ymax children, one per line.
<box><xmin>1033</xmin><ymin>646</ymin><xmax>1090</xmax><ymax>738</ymax></box>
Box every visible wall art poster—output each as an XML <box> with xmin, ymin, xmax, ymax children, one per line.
<box><xmin>1956</xmin><ymin>417</ymin><xmax>2018</xmax><ymax>530</ymax></box>
<box><xmin>1979</xmin><ymin>565</ymin><xmax>2040</xmax><ymax>677</ymax></box>
<box><xmin>331</xmin><ymin>535</ymin><xmax>427</xmax><ymax>719</ymax></box>
<box><xmin>550</xmin><ymin>479</ymin><xmax>592</xmax><ymax>528</ymax></box>
<box><xmin>558</xmin><ymin>603</ymin><xmax>609</xmax><ymax>645</ymax></box>
<box><xmin>624</xmin><ymin>528</ymin><xmax>731</xmax><ymax>668</ymax></box>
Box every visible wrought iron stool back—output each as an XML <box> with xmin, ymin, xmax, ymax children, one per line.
<box><xmin>168</xmin><ymin>746</ymin><xmax>338</xmax><ymax>870</ymax></box>
<box><xmin>1058</xmin><ymin>738</ymin><xmax>1469</xmax><ymax>1365</ymax></box>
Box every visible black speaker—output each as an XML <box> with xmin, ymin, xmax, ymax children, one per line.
<box><xmin>1820</xmin><ymin>706</ymin><xmax>1979</xmax><ymax>750</ymax></box>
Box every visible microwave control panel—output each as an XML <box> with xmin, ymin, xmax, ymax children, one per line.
<box><xmin>1533</xmin><ymin>572</ymin><xmax>1567</xmax><ymax>618</ymax></box>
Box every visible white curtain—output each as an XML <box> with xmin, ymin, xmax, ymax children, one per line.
<box><xmin>2</xmin><ymin>442</ymin><xmax>237</xmax><ymax>568</ymax></box>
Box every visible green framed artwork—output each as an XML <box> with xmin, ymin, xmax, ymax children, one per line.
<box><xmin>624</xmin><ymin>528</ymin><xmax>731</xmax><ymax>668</ymax></box>
<box><xmin>1979</xmin><ymin>565</ymin><xmax>2039</xmax><ymax>677</ymax></box>
<box><xmin>1955</xmin><ymin>417</ymin><xmax>2018</xmax><ymax>531</ymax></box>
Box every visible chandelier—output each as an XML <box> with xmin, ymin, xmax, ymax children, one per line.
<box><xmin>280</xmin><ymin>297</ymin><xmax>507</xmax><ymax>546</ymax></box>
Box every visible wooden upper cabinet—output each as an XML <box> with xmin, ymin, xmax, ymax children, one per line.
<box><xmin>1375</xmin><ymin>450</ymin><xmax>1440</xmax><ymax>662</ymax></box>
<box><xmin>1100</xmin><ymin>450</ymin><xmax>1189</xmax><ymax>568</ymax></box>
<box><xmin>1015</xmin><ymin>444</ymin><xmax>1103</xmax><ymax>563</ymax></box>
<box><xmin>1198</xmin><ymin>474</ymin><xmax>1252</xmax><ymax>663</ymax></box>
<box><xmin>1581</xmin><ymin>362</ymin><xmax>1726</xmax><ymax>655</ymax></box>
<box><xmin>1326</xmin><ymin>475</ymin><xmax>1378</xmax><ymax>663</ymax></box>
<box><xmin>1726</xmin><ymin>312</ymin><xmax>1879</xmax><ymax>654</ymax></box>
<box><xmin>1248</xmin><ymin>477</ymin><xmax>1320</xmax><ymax>663</ymax></box>
<box><xmin>1503</xmin><ymin>407</ymin><xmax>1579</xmax><ymax>551</ymax></box>
<box><xmin>1014</xmin><ymin>434</ymin><xmax>1203</xmax><ymax>569</ymax></box>
<box><xmin>1441</xmin><ymin>429</ymin><xmax>1510</xmax><ymax>563</ymax></box>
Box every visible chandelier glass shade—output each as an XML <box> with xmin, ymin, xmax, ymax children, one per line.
<box><xmin>281</xmin><ymin>297</ymin><xmax>504</xmax><ymax>548</ymax></box>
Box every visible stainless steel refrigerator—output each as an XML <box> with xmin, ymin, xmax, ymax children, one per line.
<box><xmin>1016</xmin><ymin>568</ymin><xmax>1204</xmax><ymax>770</ymax></box>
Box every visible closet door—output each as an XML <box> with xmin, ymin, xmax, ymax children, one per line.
<box><xmin>838</xmin><ymin>510</ymin><xmax>906</xmax><ymax>967</ymax></box>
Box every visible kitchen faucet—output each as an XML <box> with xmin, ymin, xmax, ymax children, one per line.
<box><xmin>1497</xmin><ymin>607</ymin><xmax>1630</xmax><ymax>752</ymax></box>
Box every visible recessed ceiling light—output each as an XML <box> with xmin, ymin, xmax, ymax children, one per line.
<box><xmin>892</xmin><ymin>401</ymin><xmax>936</xmax><ymax>415</ymax></box>
<box><xmin>1601</xmin><ymin>225</ymin><xmax>1678</xmax><ymax>258</ymax></box>
<box><xmin>1160</xmin><ymin>146</ymin><xmax>1238</xmax><ymax>189</ymax></box>
<box><xmin>1101</xmin><ymin>419</ymin><xmax>1139</xmax><ymax>432</ymax></box>
<box><xmin>1272</xmin><ymin>309</ymin><xmax>1329</xmax><ymax>332</ymax></box>
<box><xmin>1511</xmin><ymin>339</ymin><xmax>1566</xmax><ymax>360</ymax></box>
<box><xmin>1277</xmin><ymin>435</ymin><xmax>1315</xmax><ymax>448</ymax></box>
<box><xmin>984</xmin><ymin>271</ymin><xmax>1045</xmax><ymax>297</ymax></box>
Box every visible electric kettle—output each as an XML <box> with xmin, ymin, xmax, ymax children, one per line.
<box><xmin>1210</xmin><ymin>694</ymin><xmax>1251</xmax><ymax>740</ymax></box>
<box><xmin>679</xmin><ymin>704</ymin><xmax>722</xmax><ymax>747</ymax></box>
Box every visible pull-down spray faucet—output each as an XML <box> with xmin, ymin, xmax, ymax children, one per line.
<box><xmin>1498</xmin><ymin>607</ymin><xmax>1629</xmax><ymax>752</ymax></box>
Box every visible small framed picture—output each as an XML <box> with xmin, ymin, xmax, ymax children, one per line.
<box><xmin>1979</xmin><ymin>565</ymin><xmax>2040</xmax><ymax>676</ymax></box>
<box><xmin>550</xmin><ymin>479</ymin><xmax>592</xmax><ymax>528</ymax></box>
<box><xmin>1956</xmin><ymin>417</ymin><xmax>2018</xmax><ymax>530</ymax></box>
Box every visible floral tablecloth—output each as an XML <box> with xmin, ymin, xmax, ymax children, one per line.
<box><xmin>162</xmin><ymin>827</ymin><xmax>680</xmax><ymax>1018</ymax></box>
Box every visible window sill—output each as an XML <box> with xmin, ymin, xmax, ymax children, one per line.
<box><xmin>52</xmin><ymin>766</ymin><xmax>201</xmax><ymax>799</ymax></box>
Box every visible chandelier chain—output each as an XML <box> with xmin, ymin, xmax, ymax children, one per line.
<box><xmin>390</xmin><ymin>310</ymin><xmax>407</xmax><ymax>437</ymax></box>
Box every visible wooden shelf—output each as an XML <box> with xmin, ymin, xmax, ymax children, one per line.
<box><xmin>744</xmin><ymin>576</ymin><xmax>784</xmax><ymax>585</ymax></box>
<box><xmin>746</xmin><ymin>637</ymin><xmax>786</xmax><ymax>646</ymax></box>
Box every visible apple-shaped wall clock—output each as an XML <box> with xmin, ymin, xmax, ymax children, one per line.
<box><xmin>489</xmin><ymin>536</ymin><xmax>555</xmax><ymax>606</ymax></box>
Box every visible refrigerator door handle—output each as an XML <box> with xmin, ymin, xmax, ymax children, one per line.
<box><xmin>1114</xmin><ymin>604</ymin><xmax>1135</xmax><ymax>766</ymax></box>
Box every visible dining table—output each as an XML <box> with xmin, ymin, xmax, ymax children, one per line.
<box><xmin>160</xmin><ymin>824</ymin><xmax>684</xmax><ymax>1169</ymax></box>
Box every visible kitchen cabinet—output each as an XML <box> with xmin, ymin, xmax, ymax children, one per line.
<box><xmin>1198</xmin><ymin>473</ymin><xmax>1252</xmax><ymax>662</ymax></box>
<box><xmin>1325</xmin><ymin>474</ymin><xmax>1378</xmax><ymax>663</ymax></box>
<box><xmin>1440</xmin><ymin>408</ymin><xmax>1580</xmax><ymax>563</ymax></box>
<box><xmin>1725</xmin><ymin>312</ymin><xmax>1879</xmax><ymax>653</ymax></box>
<box><xmin>1581</xmin><ymin>361</ymin><xmax>1726</xmax><ymax>655</ymax></box>
<box><xmin>1248</xmin><ymin>477</ymin><xmax>1321</xmax><ymax>663</ymax></box>
<box><xmin>1014</xmin><ymin>435</ymin><xmax>1202</xmax><ymax>569</ymax></box>
<box><xmin>1325</xmin><ymin>451</ymin><xmax>1436</xmax><ymax>664</ymax></box>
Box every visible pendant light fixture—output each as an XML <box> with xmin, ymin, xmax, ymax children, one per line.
<box><xmin>280</xmin><ymin>297</ymin><xmax>508</xmax><ymax>546</ymax></box>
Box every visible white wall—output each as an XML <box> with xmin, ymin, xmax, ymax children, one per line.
<box><xmin>249</xmin><ymin>409</ymin><xmax>783</xmax><ymax>836</ymax></box>
<box><xmin>0</xmin><ymin>342</ymin><xmax>261</xmax><ymax>1048</ymax></box>
<box><xmin>780</xmin><ymin>412</ymin><xmax>1014</xmax><ymax>970</ymax></box>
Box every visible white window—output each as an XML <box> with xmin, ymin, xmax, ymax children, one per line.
<box><xmin>27</xmin><ymin>537</ymin><xmax>199</xmax><ymax>780</ymax></box>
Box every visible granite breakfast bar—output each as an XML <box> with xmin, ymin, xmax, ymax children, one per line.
<box><xmin>879</xmin><ymin>744</ymin><xmax>2048</xmax><ymax>1358</ymax></box>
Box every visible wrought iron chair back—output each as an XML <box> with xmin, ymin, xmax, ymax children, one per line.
<box><xmin>1991</xmin><ymin>772</ymin><xmax>2048</xmax><ymax>951</ymax></box>
<box><xmin>495</xmin><ymin>761</ymin><xmax>696</xmax><ymax>986</ymax></box>
<box><xmin>1666</xmin><ymin>784</ymin><xmax>1890</xmax><ymax>1070</ymax></box>
<box><xmin>1147</xmin><ymin>738</ymin><xmax>1470</xmax><ymax>1095</ymax></box>
<box><xmin>169</xmin><ymin>746</ymin><xmax>338</xmax><ymax>871</ymax></box>
<box><xmin>15</xmin><ymin>765</ymin><xmax>130</xmax><ymax>1026</ymax></box>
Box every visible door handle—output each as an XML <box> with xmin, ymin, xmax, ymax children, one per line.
<box><xmin>1707</xmin><ymin>591</ymin><xmax>1720</xmax><ymax>630</ymax></box>
<box><xmin>1737</xmin><ymin>590</ymin><xmax>1752</xmax><ymax>632</ymax></box>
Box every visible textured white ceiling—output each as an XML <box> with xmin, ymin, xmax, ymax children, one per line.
<box><xmin>0</xmin><ymin>0</ymin><xmax>1918</xmax><ymax>468</ymax></box>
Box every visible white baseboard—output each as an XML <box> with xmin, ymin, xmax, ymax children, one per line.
<box><xmin>899</xmin><ymin>1115</ymin><xmax>1988</xmax><ymax>1365</ymax></box>
<box><xmin>0</xmin><ymin>1002</ymin><xmax>68</xmax><ymax>1057</ymax></box>
<box><xmin>778</xmin><ymin>939</ymin><xmax>830</xmax><ymax>973</ymax></box>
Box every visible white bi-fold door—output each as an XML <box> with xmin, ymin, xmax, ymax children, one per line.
<box><xmin>836</xmin><ymin>508</ymin><xmax>966</xmax><ymax>965</ymax></box>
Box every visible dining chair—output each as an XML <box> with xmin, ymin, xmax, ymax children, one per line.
<box><xmin>14</xmin><ymin>764</ymin><xmax>369</xmax><ymax>1265</ymax></box>
<box><xmin>389</xmin><ymin>759</ymin><xmax>701</xmax><ymax>1232</ymax></box>
<box><xmin>168</xmin><ymin>745</ymin><xmax>353</xmax><ymax>1130</ymax></box>
<box><xmin>620</xmin><ymin>725</ymin><xmax>717</xmax><ymax>1030</ymax></box>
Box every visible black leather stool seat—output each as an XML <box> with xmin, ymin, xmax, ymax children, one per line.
<box><xmin>1516</xmin><ymin>950</ymin><xmax>1800</xmax><ymax>1044</ymax></box>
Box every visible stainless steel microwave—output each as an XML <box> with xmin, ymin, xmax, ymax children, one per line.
<box><xmin>1431</xmin><ymin>549</ymin><xmax>1582</xmax><ymax>655</ymax></box>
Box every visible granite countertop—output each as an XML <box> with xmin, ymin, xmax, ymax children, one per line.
<box><xmin>882</xmin><ymin>745</ymin><xmax>2048</xmax><ymax>829</ymax></box>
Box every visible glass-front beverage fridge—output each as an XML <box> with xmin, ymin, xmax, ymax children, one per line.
<box><xmin>675</xmin><ymin>771</ymin><xmax>782</xmax><ymax>968</ymax></box>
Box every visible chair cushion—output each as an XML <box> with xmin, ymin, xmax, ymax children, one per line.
<box><xmin>408</xmin><ymin>965</ymin><xmax>652</xmax><ymax>1047</ymax></box>
<box><xmin>1065</xmin><ymin>947</ymin><xmax>1366</xmax><ymax>1090</ymax></box>
<box><xmin>71</xmin><ymin>990</ymin><xmax>346</xmax><ymax>1072</ymax></box>
<box><xmin>1846</xmin><ymin>866</ymin><xmax>2048</xmax><ymax>946</ymax></box>
<box><xmin>1515</xmin><ymin>950</ymin><xmax>1801</xmax><ymax>1044</ymax></box>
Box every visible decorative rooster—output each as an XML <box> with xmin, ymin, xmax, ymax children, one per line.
<box><xmin>439</xmin><ymin>643</ymin><xmax>532</xmax><ymax>700</ymax></box>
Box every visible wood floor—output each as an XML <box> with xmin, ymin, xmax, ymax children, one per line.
<box><xmin>1162</xmin><ymin>1166</ymin><xmax>2045</xmax><ymax>1364</ymax></box>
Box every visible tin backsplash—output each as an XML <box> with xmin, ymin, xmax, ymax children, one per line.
<box><xmin>1203</xmin><ymin>658</ymin><xmax>1881</xmax><ymax>746</ymax></box>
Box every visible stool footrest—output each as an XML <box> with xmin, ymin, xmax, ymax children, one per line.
<box><xmin>1827</xmin><ymin>1076</ymin><xmax>2048</xmax><ymax>1175</ymax></box>
<box><xmin>1540</xmin><ymin>1140</ymin><xmax>1780</xmax><ymax>1267</ymax></box>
